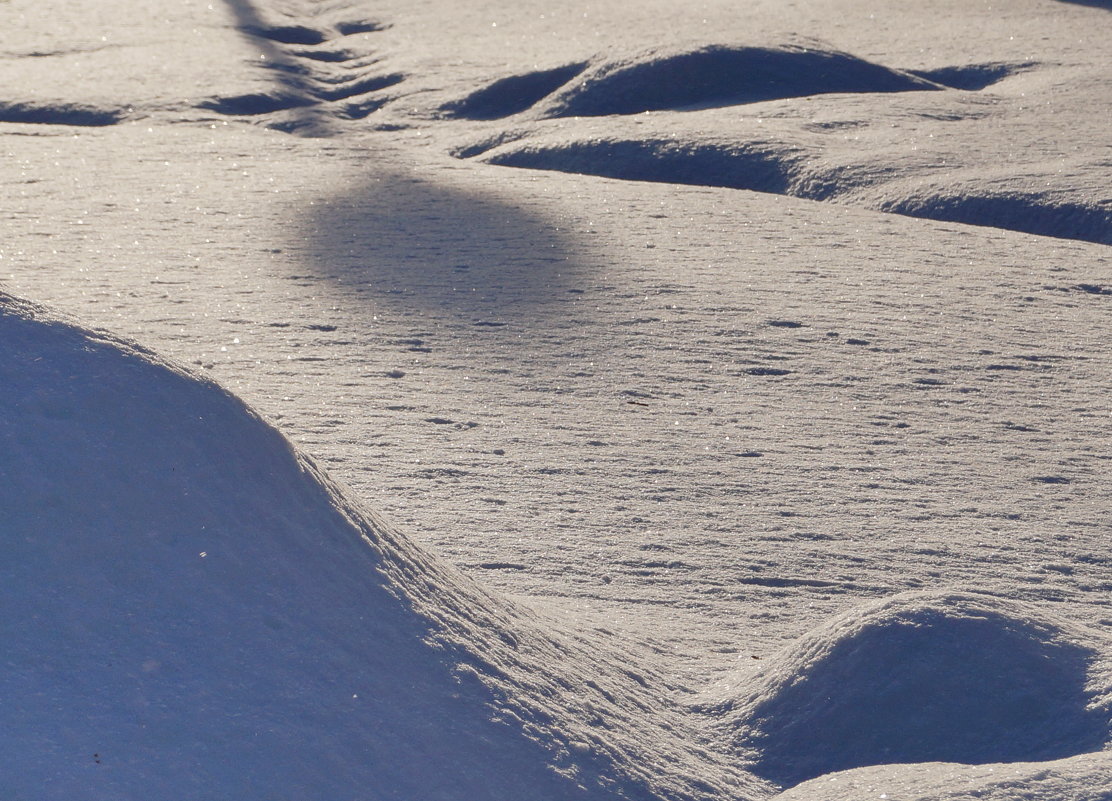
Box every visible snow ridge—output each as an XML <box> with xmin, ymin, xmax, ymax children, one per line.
<box><xmin>446</xmin><ymin>41</ymin><xmax>1110</xmax><ymax>246</ymax></box>
<box><xmin>0</xmin><ymin>292</ymin><xmax>758</xmax><ymax>801</ymax></box>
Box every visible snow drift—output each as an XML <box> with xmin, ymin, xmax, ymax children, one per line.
<box><xmin>709</xmin><ymin>592</ymin><xmax>1112</xmax><ymax>789</ymax></box>
<box><xmin>448</xmin><ymin>42</ymin><xmax>1110</xmax><ymax>246</ymax></box>
<box><xmin>0</xmin><ymin>292</ymin><xmax>755</xmax><ymax>801</ymax></box>
<box><xmin>539</xmin><ymin>44</ymin><xmax>940</xmax><ymax>117</ymax></box>
<box><xmin>776</xmin><ymin>752</ymin><xmax>1112</xmax><ymax>801</ymax></box>
<box><xmin>474</xmin><ymin>133</ymin><xmax>1112</xmax><ymax>245</ymax></box>
<box><xmin>443</xmin><ymin>43</ymin><xmax>939</xmax><ymax>120</ymax></box>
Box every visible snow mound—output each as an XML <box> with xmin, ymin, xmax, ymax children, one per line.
<box><xmin>880</xmin><ymin>191</ymin><xmax>1112</xmax><ymax>245</ymax></box>
<box><xmin>711</xmin><ymin>592</ymin><xmax>1111</xmax><ymax>789</ymax></box>
<box><xmin>0</xmin><ymin>100</ymin><xmax>123</xmax><ymax>126</ymax></box>
<box><xmin>198</xmin><ymin>89</ymin><xmax>315</xmax><ymax>116</ymax></box>
<box><xmin>240</xmin><ymin>21</ymin><xmax>330</xmax><ymax>45</ymax></box>
<box><xmin>476</xmin><ymin>135</ymin><xmax>1112</xmax><ymax>245</ymax></box>
<box><xmin>537</xmin><ymin>44</ymin><xmax>939</xmax><ymax>118</ymax></box>
<box><xmin>908</xmin><ymin>61</ymin><xmax>1038</xmax><ymax>91</ymax></box>
<box><xmin>440</xmin><ymin>43</ymin><xmax>938</xmax><ymax>121</ymax></box>
<box><xmin>0</xmin><ymin>293</ymin><xmax>754</xmax><ymax>801</ymax></box>
<box><xmin>776</xmin><ymin>752</ymin><xmax>1112</xmax><ymax>801</ymax></box>
<box><xmin>442</xmin><ymin>62</ymin><xmax>587</xmax><ymax>120</ymax></box>
<box><xmin>484</xmin><ymin>137</ymin><xmax>800</xmax><ymax>195</ymax></box>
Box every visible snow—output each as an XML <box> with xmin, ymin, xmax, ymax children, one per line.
<box><xmin>709</xmin><ymin>591</ymin><xmax>1112</xmax><ymax>786</ymax></box>
<box><xmin>2</xmin><ymin>0</ymin><xmax>1112</xmax><ymax>798</ymax></box>
<box><xmin>0</xmin><ymin>292</ymin><xmax>754</xmax><ymax>800</ymax></box>
<box><xmin>778</xmin><ymin>753</ymin><xmax>1112</xmax><ymax>801</ymax></box>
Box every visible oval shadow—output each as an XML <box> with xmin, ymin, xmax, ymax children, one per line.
<box><xmin>300</xmin><ymin>165</ymin><xmax>583</xmax><ymax>321</ymax></box>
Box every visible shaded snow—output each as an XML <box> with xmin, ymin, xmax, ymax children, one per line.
<box><xmin>3</xmin><ymin>0</ymin><xmax>1112</xmax><ymax>798</ymax></box>
<box><xmin>444</xmin><ymin>43</ymin><xmax>938</xmax><ymax>120</ymax></box>
<box><xmin>0</xmin><ymin>292</ymin><xmax>755</xmax><ymax>801</ymax></box>
<box><xmin>707</xmin><ymin>592</ymin><xmax>1112</xmax><ymax>788</ymax></box>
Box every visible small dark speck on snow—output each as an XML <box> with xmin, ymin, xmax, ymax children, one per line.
<box><xmin>768</xmin><ymin>320</ymin><xmax>804</xmax><ymax>328</ymax></box>
<box><xmin>307</xmin><ymin>324</ymin><xmax>337</xmax><ymax>332</ymax></box>
<box><xmin>425</xmin><ymin>417</ymin><xmax>455</xmax><ymax>425</ymax></box>
<box><xmin>1033</xmin><ymin>475</ymin><xmax>1071</xmax><ymax>484</ymax></box>
<box><xmin>747</xmin><ymin>367</ymin><xmax>791</xmax><ymax>376</ymax></box>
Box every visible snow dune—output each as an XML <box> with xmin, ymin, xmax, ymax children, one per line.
<box><xmin>444</xmin><ymin>44</ymin><xmax>939</xmax><ymax>120</ymax></box>
<box><xmin>446</xmin><ymin>42</ymin><xmax>1110</xmax><ymax>245</ymax></box>
<box><xmin>5</xmin><ymin>289</ymin><xmax>1110</xmax><ymax>799</ymax></box>
<box><xmin>778</xmin><ymin>752</ymin><xmax>1112</xmax><ymax>801</ymax></box>
<box><xmin>0</xmin><ymin>100</ymin><xmax>123</xmax><ymax>126</ymax></box>
<box><xmin>0</xmin><ymin>292</ymin><xmax>755</xmax><ymax>801</ymax></box>
<box><xmin>709</xmin><ymin>592</ymin><xmax>1111</xmax><ymax>788</ymax></box>
<box><xmin>4</xmin><ymin>0</ymin><xmax>1112</xmax><ymax>798</ymax></box>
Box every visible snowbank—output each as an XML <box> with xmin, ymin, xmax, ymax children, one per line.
<box><xmin>0</xmin><ymin>292</ymin><xmax>754</xmax><ymax>801</ymax></box>
<box><xmin>444</xmin><ymin>43</ymin><xmax>937</xmax><ymax>120</ymax></box>
<box><xmin>708</xmin><ymin>592</ymin><xmax>1111</xmax><ymax>788</ymax></box>
<box><xmin>447</xmin><ymin>39</ymin><xmax>1110</xmax><ymax>245</ymax></box>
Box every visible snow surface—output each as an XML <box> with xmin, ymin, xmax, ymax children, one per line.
<box><xmin>710</xmin><ymin>592</ymin><xmax>1112</xmax><ymax>786</ymax></box>
<box><xmin>3</xmin><ymin>0</ymin><xmax>1112</xmax><ymax>798</ymax></box>
<box><xmin>778</xmin><ymin>754</ymin><xmax>1112</xmax><ymax>801</ymax></box>
<box><xmin>0</xmin><ymin>292</ymin><xmax>755</xmax><ymax>800</ymax></box>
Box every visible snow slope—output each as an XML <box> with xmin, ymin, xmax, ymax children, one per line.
<box><xmin>710</xmin><ymin>591</ymin><xmax>1111</xmax><ymax>787</ymax></box>
<box><xmin>448</xmin><ymin>41</ymin><xmax>1110</xmax><ymax>245</ymax></box>
<box><xmin>777</xmin><ymin>753</ymin><xmax>1112</xmax><ymax>801</ymax></box>
<box><xmin>0</xmin><ymin>292</ymin><xmax>757</xmax><ymax>801</ymax></box>
<box><xmin>3</xmin><ymin>0</ymin><xmax>1112</xmax><ymax>798</ymax></box>
<box><xmin>11</xmin><ymin>282</ymin><xmax>1108</xmax><ymax>799</ymax></box>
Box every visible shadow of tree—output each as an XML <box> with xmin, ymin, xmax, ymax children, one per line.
<box><xmin>299</xmin><ymin>165</ymin><xmax>586</xmax><ymax>321</ymax></box>
<box><xmin>219</xmin><ymin>0</ymin><xmax>331</xmax><ymax>133</ymax></box>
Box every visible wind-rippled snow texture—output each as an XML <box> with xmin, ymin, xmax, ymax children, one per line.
<box><xmin>0</xmin><ymin>292</ymin><xmax>758</xmax><ymax>801</ymax></box>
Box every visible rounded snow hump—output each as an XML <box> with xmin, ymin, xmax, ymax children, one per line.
<box><xmin>0</xmin><ymin>292</ymin><xmax>756</xmax><ymax>801</ymax></box>
<box><xmin>709</xmin><ymin>590</ymin><xmax>1111</xmax><ymax>789</ymax></box>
